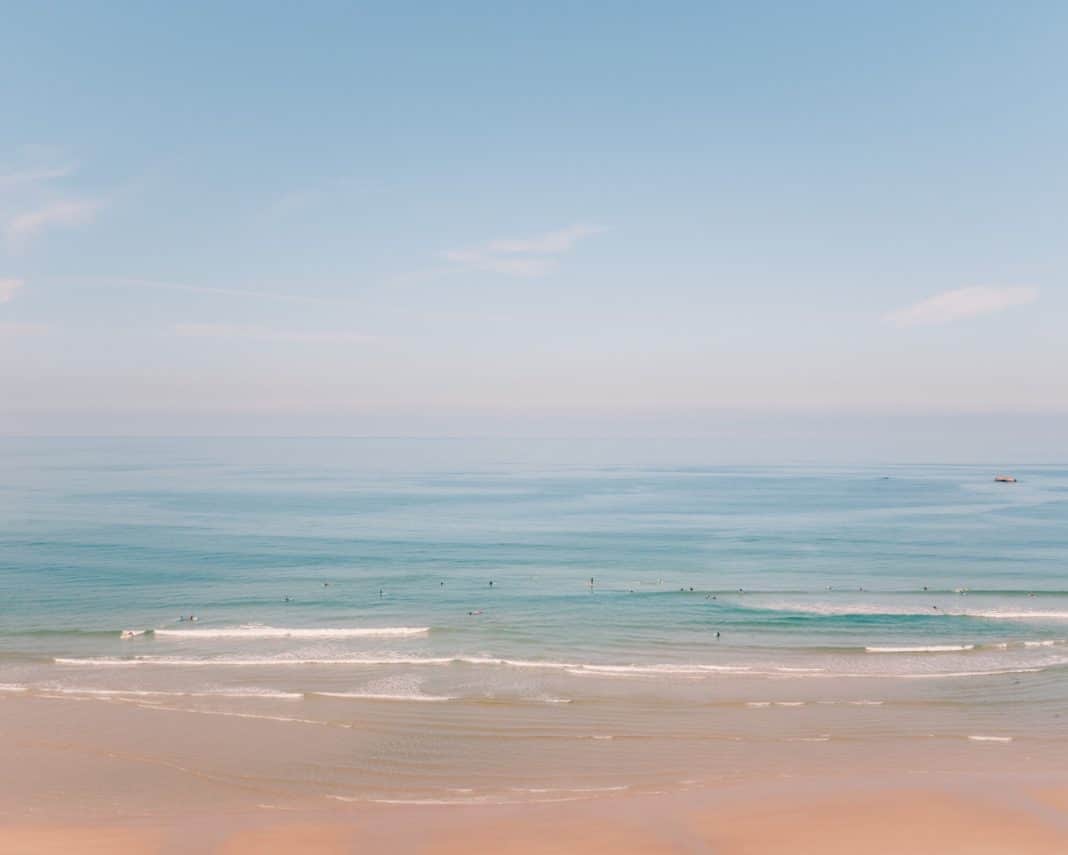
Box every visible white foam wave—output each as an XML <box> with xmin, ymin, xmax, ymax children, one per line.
<box><xmin>968</xmin><ymin>735</ymin><xmax>1013</xmax><ymax>742</ymax></box>
<box><xmin>971</xmin><ymin>612</ymin><xmax>1068</xmax><ymax>621</ymax></box>
<box><xmin>757</xmin><ymin>603</ymin><xmax>1068</xmax><ymax>621</ymax></box>
<box><xmin>53</xmin><ymin>655</ymin><xmax>749</xmax><ymax>675</ymax></box>
<box><xmin>55</xmin><ymin>656</ymin><xmax>456</xmax><ymax>667</ymax></box>
<box><xmin>866</xmin><ymin>645</ymin><xmax>974</xmax><ymax>653</ymax></box>
<box><xmin>52</xmin><ymin>655</ymin><xmax>1067</xmax><ymax>682</ymax></box>
<box><xmin>152</xmin><ymin>625</ymin><xmax>429</xmax><ymax>639</ymax></box>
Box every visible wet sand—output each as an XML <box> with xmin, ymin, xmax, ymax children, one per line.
<box><xmin>2</xmin><ymin>694</ymin><xmax>1067</xmax><ymax>853</ymax></box>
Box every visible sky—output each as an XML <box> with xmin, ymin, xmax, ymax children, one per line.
<box><xmin>2</xmin><ymin>2</ymin><xmax>1066</xmax><ymax>455</ymax></box>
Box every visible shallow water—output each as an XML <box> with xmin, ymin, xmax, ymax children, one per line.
<box><xmin>2</xmin><ymin>438</ymin><xmax>1066</xmax><ymax>803</ymax></box>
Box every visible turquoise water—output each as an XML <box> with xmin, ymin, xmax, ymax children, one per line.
<box><xmin>3</xmin><ymin>438</ymin><xmax>1067</xmax><ymax>801</ymax></box>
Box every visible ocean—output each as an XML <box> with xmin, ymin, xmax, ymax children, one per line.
<box><xmin>2</xmin><ymin>437</ymin><xmax>1067</xmax><ymax>805</ymax></box>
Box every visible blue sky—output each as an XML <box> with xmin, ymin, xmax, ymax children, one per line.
<box><xmin>2</xmin><ymin>2</ymin><xmax>1066</xmax><ymax>450</ymax></box>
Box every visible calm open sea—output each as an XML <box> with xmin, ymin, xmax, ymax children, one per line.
<box><xmin>2</xmin><ymin>438</ymin><xmax>1067</xmax><ymax>804</ymax></box>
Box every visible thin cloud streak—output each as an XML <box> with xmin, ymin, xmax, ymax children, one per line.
<box><xmin>0</xmin><ymin>278</ymin><xmax>23</xmax><ymax>303</ymax></box>
<box><xmin>443</xmin><ymin>223</ymin><xmax>605</xmax><ymax>277</ymax></box>
<box><xmin>5</xmin><ymin>199</ymin><xmax>102</xmax><ymax>247</ymax></box>
<box><xmin>0</xmin><ymin>164</ymin><xmax>76</xmax><ymax>188</ymax></box>
<box><xmin>174</xmin><ymin>323</ymin><xmax>375</xmax><ymax>344</ymax></box>
<box><xmin>83</xmin><ymin>277</ymin><xmax>356</xmax><ymax>306</ymax></box>
<box><xmin>885</xmin><ymin>286</ymin><xmax>1039</xmax><ymax>326</ymax></box>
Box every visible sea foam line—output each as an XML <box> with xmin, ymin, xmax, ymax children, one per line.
<box><xmin>51</xmin><ymin>656</ymin><xmax>1067</xmax><ymax>680</ymax></box>
<box><xmin>754</xmin><ymin>603</ymin><xmax>1068</xmax><ymax>621</ymax></box>
<box><xmin>145</xmin><ymin>625</ymin><xmax>430</xmax><ymax>640</ymax></box>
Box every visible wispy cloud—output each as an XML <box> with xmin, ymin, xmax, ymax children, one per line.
<box><xmin>885</xmin><ymin>286</ymin><xmax>1039</xmax><ymax>326</ymax></box>
<box><xmin>94</xmin><ymin>277</ymin><xmax>350</xmax><ymax>306</ymax></box>
<box><xmin>0</xmin><ymin>164</ymin><xmax>76</xmax><ymax>189</ymax></box>
<box><xmin>5</xmin><ymin>199</ymin><xmax>102</xmax><ymax>248</ymax></box>
<box><xmin>174</xmin><ymin>323</ymin><xmax>374</xmax><ymax>343</ymax></box>
<box><xmin>443</xmin><ymin>224</ymin><xmax>605</xmax><ymax>277</ymax></box>
<box><xmin>0</xmin><ymin>278</ymin><xmax>23</xmax><ymax>303</ymax></box>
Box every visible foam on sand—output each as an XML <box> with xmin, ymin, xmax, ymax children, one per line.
<box><xmin>311</xmin><ymin>691</ymin><xmax>454</xmax><ymax>702</ymax></box>
<box><xmin>865</xmin><ymin>645</ymin><xmax>975</xmax><ymax>653</ymax></box>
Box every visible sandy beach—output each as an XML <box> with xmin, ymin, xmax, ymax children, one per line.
<box><xmin>4</xmin><ymin>774</ymin><xmax>1068</xmax><ymax>854</ymax></box>
<box><xmin>3</xmin><ymin>692</ymin><xmax>1067</xmax><ymax>853</ymax></box>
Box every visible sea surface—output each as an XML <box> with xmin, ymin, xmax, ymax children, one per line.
<box><xmin>2</xmin><ymin>438</ymin><xmax>1067</xmax><ymax>805</ymax></box>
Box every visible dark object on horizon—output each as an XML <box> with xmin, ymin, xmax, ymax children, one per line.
<box><xmin>994</xmin><ymin>475</ymin><xmax>1017</xmax><ymax>483</ymax></box>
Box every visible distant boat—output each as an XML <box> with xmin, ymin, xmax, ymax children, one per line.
<box><xmin>994</xmin><ymin>475</ymin><xmax>1017</xmax><ymax>483</ymax></box>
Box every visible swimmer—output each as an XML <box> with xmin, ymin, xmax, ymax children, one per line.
<box><xmin>285</xmin><ymin>596</ymin><xmax>290</xmax><ymax>602</ymax></box>
<box><xmin>716</xmin><ymin>631</ymin><xmax>721</xmax><ymax>639</ymax></box>
<box><xmin>489</xmin><ymin>580</ymin><xmax>494</xmax><ymax>587</ymax></box>
<box><xmin>324</xmin><ymin>582</ymin><xmax>329</xmax><ymax>587</ymax></box>
<box><xmin>589</xmin><ymin>577</ymin><xmax>594</xmax><ymax>587</ymax></box>
<box><xmin>379</xmin><ymin>588</ymin><xmax>383</xmax><ymax>597</ymax></box>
